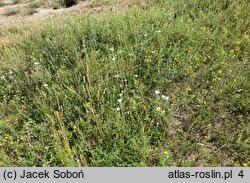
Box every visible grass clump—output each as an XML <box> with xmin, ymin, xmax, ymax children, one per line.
<box><xmin>29</xmin><ymin>0</ymin><xmax>43</xmax><ymax>9</ymax></box>
<box><xmin>0</xmin><ymin>0</ymin><xmax>5</xmax><ymax>7</ymax></box>
<box><xmin>50</xmin><ymin>0</ymin><xmax>64</xmax><ymax>9</ymax></box>
<box><xmin>26</xmin><ymin>0</ymin><xmax>44</xmax><ymax>15</ymax></box>
<box><xmin>4</xmin><ymin>7</ymin><xmax>20</xmax><ymax>16</ymax></box>
<box><xmin>0</xmin><ymin>0</ymin><xmax>249</xmax><ymax>167</ymax></box>
<box><xmin>13</xmin><ymin>0</ymin><xmax>21</xmax><ymax>4</ymax></box>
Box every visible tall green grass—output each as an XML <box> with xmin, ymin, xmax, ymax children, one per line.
<box><xmin>0</xmin><ymin>0</ymin><xmax>249</xmax><ymax>166</ymax></box>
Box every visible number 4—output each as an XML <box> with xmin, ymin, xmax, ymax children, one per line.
<box><xmin>238</xmin><ymin>170</ymin><xmax>244</xmax><ymax>178</ymax></box>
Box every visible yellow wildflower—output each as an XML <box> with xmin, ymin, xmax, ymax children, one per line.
<box><xmin>163</xmin><ymin>151</ymin><xmax>169</xmax><ymax>155</ymax></box>
<box><xmin>243</xmin><ymin>163</ymin><xmax>248</xmax><ymax>167</ymax></box>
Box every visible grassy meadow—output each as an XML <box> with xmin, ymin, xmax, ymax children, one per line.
<box><xmin>0</xmin><ymin>0</ymin><xmax>249</xmax><ymax>166</ymax></box>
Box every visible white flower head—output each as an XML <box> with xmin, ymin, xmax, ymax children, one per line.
<box><xmin>114</xmin><ymin>74</ymin><xmax>120</xmax><ymax>78</ymax></box>
<box><xmin>116</xmin><ymin>107</ymin><xmax>121</xmax><ymax>112</ymax></box>
<box><xmin>119</xmin><ymin>93</ymin><xmax>123</xmax><ymax>97</ymax></box>
<box><xmin>161</xmin><ymin>95</ymin><xmax>170</xmax><ymax>100</ymax></box>
<box><xmin>156</xmin><ymin>107</ymin><xmax>162</xmax><ymax>111</ymax></box>
<box><xmin>103</xmin><ymin>88</ymin><xmax>107</xmax><ymax>94</ymax></box>
<box><xmin>44</xmin><ymin>84</ymin><xmax>48</xmax><ymax>88</ymax></box>
<box><xmin>1</xmin><ymin>76</ymin><xmax>5</xmax><ymax>80</ymax></box>
<box><xmin>117</xmin><ymin>98</ymin><xmax>122</xmax><ymax>103</ymax></box>
<box><xmin>134</xmin><ymin>74</ymin><xmax>139</xmax><ymax>78</ymax></box>
<box><xmin>155</xmin><ymin>90</ymin><xmax>161</xmax><ymax>95</ymax></box>
<box><xmin>34</xmin><ymin>62</ymin><xmax>39</xmax><ymax>65</ymax></box>
<box><xmin>109</xmin><ymin>48</ymin><xmax>114</xmax><ymax>51</ymax></box>
<box><xmin>112</xmin><ymin>57</ymin><xmax>116</xmax><ymax>61</ymax></box>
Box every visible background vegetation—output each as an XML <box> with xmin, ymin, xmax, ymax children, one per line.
<box><xmin>0</xmin><ymin>0</ymin><xmax>249</xmax><ymax>166</ymax></box>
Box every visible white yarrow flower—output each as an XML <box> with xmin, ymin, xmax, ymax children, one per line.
<box><xmin>134</xmin><ymin>74</ymin><xmax>139</xmax><ymax>78</ymax></box>
<box><xmin>155</xmin><ymin>90</ymin><xmax>160</xmax><ymax>95</ymax></box>
<box><xmin>161</xmin><ymin>95</ymin><xmax>170</xmax><ymax>100</ymax></box>
<box><xmin>117</xmin><ymin>99</ymin><xmax>122</xmax><ymax>103</ymax></box>
<box><xmin>109</xmin><ymin>48</ymin><xmax>114</xmax><ymax>51</ymax></box>
<box><xmin>116</xmin><ymin>107</ymin><xmax>121</xmax><ymax>111</ymax></box>
<box><xmin>34</xmin><ymin>62</ymin><xmax>39</xmax><ymax>65</ymax></box>
<box><xmin>44</xmin><ymin>84</ymin><xmax>48</xmax><ymax>88</ymax></box>
<box><xmin>114</xmin><ymin>74</ymin><xmax>120</xmax><ymax>78</ymax></box>
<box><xmin>156</xmin><ymin>107</ymin><xmax>162</xmax><ymax>111</ymax></box>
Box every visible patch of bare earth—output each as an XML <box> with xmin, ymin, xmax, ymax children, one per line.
<box><xmin>0</xmin><ymin>0</ymin><xmax>92</xmax><ymax>27</ymax></box>
<box><xmin>0</xmin><ymin>0</ymin><xmax>147</xmax><ymax>27</ymax></box>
